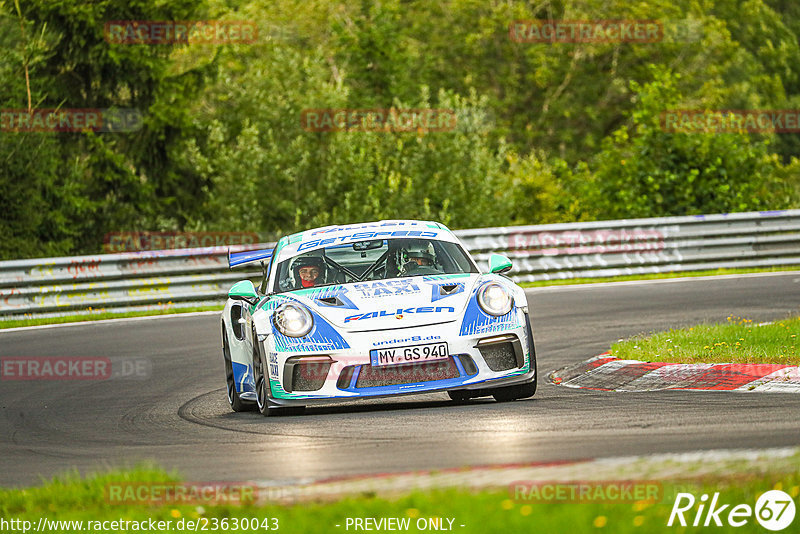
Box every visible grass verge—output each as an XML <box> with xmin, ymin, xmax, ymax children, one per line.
<box><xmin>1</xmin><ymin>466</ymin><xmax>799</xmax><ymax>533</ymax></box>
<box><xmin>0</xmin><ymin>306</ymin><xmax>220</xmax><ymax>330</ymax></box>
<box><xmin>520</xmin><ymin>265</ymin><xmax>800</xmax><ymax>288</ymax></box>
<box><xmin>611</xmin><ymin>316</ymin><xmax>800</xmax><ymax>365</ymax></box>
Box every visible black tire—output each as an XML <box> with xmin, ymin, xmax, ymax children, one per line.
<box><xmin>222</xmin><ymin>327</ymin><xmax>256</xmax><ymax>412</ymax></box>
<box><xmin>447</xmin><ymin>390</ymin><xmax>471</xmax><ymax>403</ymax></box>
<box><xmin>492</xmin><ymin>380</ymin><xmax>537</xmax><ymax>402</ymax></box>
<box><xmin>253</xmin><ymin>330</ymin><xmax>272</xmax><ymax>416</ymax></box>
<box><xmin>252</xmin><ymin>328</ymin><xmax>306</xmax><ymax>417</ymax></box>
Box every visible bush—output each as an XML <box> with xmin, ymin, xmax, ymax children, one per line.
<box><xmin>587</xmin><ymin>66</ymin><xmax>796</xmax><ymax>219</ymax></box>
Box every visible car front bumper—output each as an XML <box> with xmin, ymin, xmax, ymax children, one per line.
<box><xmin>261</xmin><ymin>317</ymin><xmax>535</xmax><ymax>406</ymax></box>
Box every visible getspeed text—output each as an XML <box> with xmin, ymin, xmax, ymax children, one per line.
<box><xmin>298</xmin><ymin>231</ymin><xmax>437</xmax><ymax>252</ymax></box>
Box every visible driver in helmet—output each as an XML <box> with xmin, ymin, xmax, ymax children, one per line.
<box><xmin>292</xmin><ymin>255</ymin><xmax>325</xmax><ymax>288</ymax></box>
<box><xmin>399</xmin><ymin>242</ymin><xmax>439</xmax><ymax>275</ymax></box>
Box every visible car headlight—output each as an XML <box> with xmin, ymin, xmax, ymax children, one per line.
<box><xmin>477</xmin><ymin>283</ymin><xmax>513</xmax><ymax>316</ymax></box>
<box><xmin>273</xmin><ymin>303</ymin><xmax>313</xmax><ymax>337</ymax></box>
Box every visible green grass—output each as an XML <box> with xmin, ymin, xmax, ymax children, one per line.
<box><xmin>611</xmin><ymin>316</ymin><xmax>800</xmax><ymax>365</ymax></box>
<box><xmin>520</xmin><ymin>265</ymin><xmax>800</xmax><ymax>288</ymax></box>
<box><xmin>0</xmin><ymin>306</ymin><xmax>220</xmax><ymax>329</ymax></box>
<box><xmin>2</xmin><ymin>466</ymin><xmax>799</xmax><ymax>533</ymax></box>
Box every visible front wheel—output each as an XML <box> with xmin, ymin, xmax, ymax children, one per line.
<box><xmin>447</xmin><ymin>390</ymin><xmax>472</xmax><ymax>403</ymax></box>
<box><xmin>223</xmin><ymin>328</ymin><xmax>255</xmax><ymax>412</ymax></box>
<box><xmin>492</xmin><ymin>380</ymin><xmax>536</xmax><ymax>402</ymax></box>
<box><xmin>253</xmin><ymin>331</ymin><xmax>306</xmax><ymax>417</ymax></box>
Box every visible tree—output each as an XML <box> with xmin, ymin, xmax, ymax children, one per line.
<box><xmin>588</xmin><ymin>66</ymin><xmax>796</xmax><ymax>219</ymax></box>
<box><xmin>0</xmin><ymin>0</ymin><xmax>212</xmax><ymax>258</ymax></box>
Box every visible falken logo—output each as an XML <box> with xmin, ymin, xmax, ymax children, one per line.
<box><xmin>345</xmin><ymin>306</ymin><xmax>455</xmax><ymax>322</ymax></box>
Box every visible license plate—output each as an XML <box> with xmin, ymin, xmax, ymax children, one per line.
<box><xmin>370</xmin><ymin>342</ymin><xmax>449</xmax><ymax>367</ymax></box>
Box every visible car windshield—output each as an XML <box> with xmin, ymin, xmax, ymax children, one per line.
<box><xmin>273</xmin><ymin>238</ymin><xmax>477</xmax><ymax>292</ymax></box>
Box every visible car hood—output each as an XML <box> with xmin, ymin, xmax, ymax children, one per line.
<box><xmin>288</xmin><ymin>274</ymin><xmax>480</xmax><ymax>331</ymax></box>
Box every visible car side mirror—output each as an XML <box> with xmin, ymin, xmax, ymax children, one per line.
<box><xmin>488</xmin><ymin>253</ymin><xmax>512</xmax><ymax>274</ymax></box>
<box><xmin>228</xmin><ymin>280</ymin><xmax>259</xmax><ymax>305</ymax></box>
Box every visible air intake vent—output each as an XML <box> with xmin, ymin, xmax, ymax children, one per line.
<box><xmin>291</xmin><ymin>362</ymin><xmax>329</xmax><ymax>391</ymax></box>
<box><xmin>230</xmin><ymin>304</ymin><xmax>245</xmax><ymax>340</ymax></box>
<box><xmin>479</xmin><ymin>342</ymin><xmax>518</xmax><ymax>372</ymax></box>
<box><xmin>354</xmin><ymin>358</ymin><xmax>460</xmax><ymax>388</ymax></box>
<box><xmin>317</xmin><ymin>296</ymin><xmax>343</xmax><ymax>307</ymax></box>
<box><xmin>457</xmin><ymin>354</ymin><xmax>478</xmax><ymax>376</ymax></box>
<box><xmin>284</xmin><ymin>357</ymin><xmax>331</xmax><ymax>392</ymax></box>
<box><xmin>336</xmin><ymin>366</ymin><xmax>355</xmax><ymax>389</ymax></box>
<box><xmin>440</xmin><ymin>284</ymin><xmax>459</xmax><ymax>295</ymax></box>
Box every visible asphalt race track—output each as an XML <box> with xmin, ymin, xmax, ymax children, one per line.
<box><xmin>1</xmin><ymin>272</ymin><xmax>800</xmax><ymax>487</ymax></box>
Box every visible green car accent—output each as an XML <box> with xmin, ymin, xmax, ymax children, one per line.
<box><xmin>228</xmin><ymin>280</ymin><xmax>258</xmax><ymax>303</ymax></box>
<box><xmin>488</xmin><ymin>253</ymin><xmax>513</xmax><ymax>274</ymax></box>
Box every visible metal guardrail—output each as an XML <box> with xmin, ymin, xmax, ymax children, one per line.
<box><xmin>0</xmin><ymin>247</ymin><xmax>268</xmax><ymax>319</ymax></box>
<box><xmin>2</xmin><ymin>210</ymin><xmax>800</xmax><ymax>320</ymax></box>
<box><xmin>459</xmin><ymin>209</ymin><xmax>800</xmax><ymax>283</ymax></box>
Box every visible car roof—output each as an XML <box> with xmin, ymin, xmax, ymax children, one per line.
<box><xmin>276</xmin><ymin>220</ymin><xmax>457</xmax><ymax>259</ymax></box>
<box><xmin>283</xmin><ymin>220</ymin><xmax>453</xmax><ymax>243</ymax></box>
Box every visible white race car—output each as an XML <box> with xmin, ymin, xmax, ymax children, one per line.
<box><xmin>221</xmin><ymin>220</ymin><xmax>536</xmax><ymax>415</ymax></box>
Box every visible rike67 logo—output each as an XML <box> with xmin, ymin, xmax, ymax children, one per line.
<box><xmin>668</xmin><ymin>490</ymin><xmax>796</xmax><ymax>530</ymax></box>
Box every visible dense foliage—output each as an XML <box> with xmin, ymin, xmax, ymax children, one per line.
<box><xmin>2</xmin><ymin>0</ymin><xmax>799</xmax><ymax>258</ymax></box>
